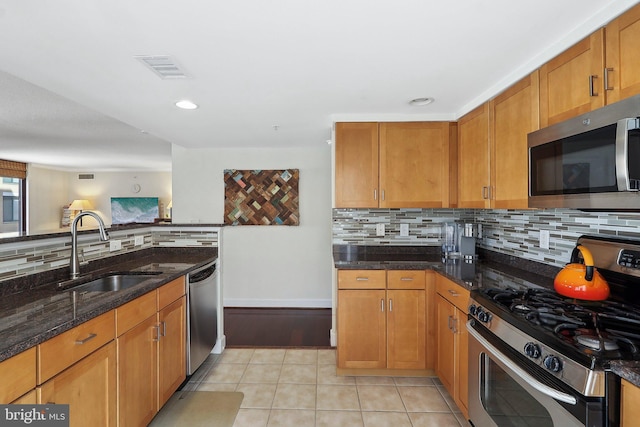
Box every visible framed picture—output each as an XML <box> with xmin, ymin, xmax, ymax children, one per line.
<box><xmin>111</xmin><ymin>197</ymin><xmax>159</xmax><ymax>224</ymax></box>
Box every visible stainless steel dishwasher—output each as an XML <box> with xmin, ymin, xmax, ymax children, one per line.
<box><xmin>186</xmin><ymin>261</ymin><xmax>218</xmax><ymax>375</ymax></box>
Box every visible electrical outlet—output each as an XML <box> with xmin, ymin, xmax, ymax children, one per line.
<box><xmin>134</xmin><ymin>236</ymin><xmax>144</xmax><ymax>246</ymax></box>
<box><xmin>109</xmin><ymin>240</ymin><xmax>122</xmax><ymax>252</ymax></box>
<box><xmin>400</xmin><ymin>223</ymin><xmax>409</xmax><ymax>237</ymax></box>
<box><xmin>539</xmin><ymin>230</ymin><xmax>550</xmax><ymax>249</ymax></box>
<box><xmin>376</xmin><ymin>223</ymin><xmax>385</xmax><ymax>236</ymax></box>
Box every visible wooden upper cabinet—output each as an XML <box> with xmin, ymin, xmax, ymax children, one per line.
<box><xmin>605</xmin><ymin>3</ymin><xmax>640</xmax><ymax>104</ymax></box>
<box><xmin>335</xmin><ymin>121</ymin><xmax>452</xmax><ymax>208</ymax></box>
<box><xmin>490</xmin><ymin>71</ymin><xmax>539</xmax><ymax>209</ymax></box>
<box><xmin>379</xmin><ymin>122</ymin><xmax>451</xmax><ymax>208</ymax></box>
<box><xmin>539</xmin><ymin>29</ymin><xmax>605</xmax><ymax>127</ymax></box>
<box><xmin>458</xmin><ymin>103</ymin><xmax>490</xmax><ymax>208</ymax></box>
<box><xmin>335</xmin><ymin>122</ymin><xmax>379</xmax><ymax>208</ymax></box>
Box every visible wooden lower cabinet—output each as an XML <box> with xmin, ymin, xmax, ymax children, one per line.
<box><xmin>118</xmin><ymin>314</ymin><xmax>158</xmax><ymax>426</ymax></box>
<box><xmin>117</xmin><ymin>276</ymin><xmax>186</xmax><ymax>427</ymax></box>
<box><xmin>0</xmin><ymin>346</ymin><xmax>36</xmax><ymax>403</ymax></box>
<box><xmin>337</xmin><ymin>270</ymin><xmax>428</xmax><ymax>372</ymax></box>
<box><xmin>337</xmin><ymin>289</ymin><xmax>387</xmax><ymax>369</ymax></box>
<box><xmin>621</xmin><ymin>378</ymin><xmax>640</xmax><ymax>427</ymax></box>
<box><xmin>38</xmin><ymin>341</ymin><xmax>117</xmax><ymax>427</ymax></box>
<box><xmin>435</xmin><ymin>274</ymin><xmax>469</xmax><ymax>418</ymax></box>
<box><xmin>11</xmin><ymin>389</ymin><xmax>37</xmax><ymax>404</ymax></box>
<box><xmin>158</xmin><ymin>296</ymin><xmax>187</xmax><ymax>408</ymax></box>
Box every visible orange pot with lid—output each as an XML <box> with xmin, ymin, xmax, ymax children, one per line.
<box><xmin>554</xmin><ymin>244</ymin><xmax>610</xmax><ymax>301</ymax></box>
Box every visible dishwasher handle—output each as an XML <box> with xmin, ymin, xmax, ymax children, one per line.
<box><xmin>189</xmin><ymin>263</ymin><xmax>216</xmax><ymax>283</ymax></box>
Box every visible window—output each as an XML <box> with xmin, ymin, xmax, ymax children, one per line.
<box><xmin>0</xmin><ymin>159</ymin><xmax>27</xmax><ymax>235</ymax></box>
<box><xmin>3</xmin><ymin>193</ymin><xmax>19</xmax><ymax>222</ymax></box>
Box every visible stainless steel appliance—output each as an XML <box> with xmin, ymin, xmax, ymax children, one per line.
<box><xmin>528</xmin><ymin>94</ymin><xmax>640</xmax><ymax>209</ymax></box>
<box><xmin>186</xmin><ymin>261</ymin><xmax>218</xmax><ymax>375</ymax></box>
<box><xmin>467</xmin><ymin>235</ymin><xmax>640</xmax><ymax>427</ymax></box>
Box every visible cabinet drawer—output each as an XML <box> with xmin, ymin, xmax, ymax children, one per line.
<box><xmin>387</xmin><ymin>270</ymin><xmax>426</xmax><ymax>289</ymax></box>
<box><xmin>158</xmin><ymin>276</ymin><xmax>186</xmax><ymax>310</ymax></box>
<box><xmin>116</xmin><ymin>291</ymin><xmax>157</xmax><ymax>336</ymax></box>
<box><xmin>338</xmin><ymin>270</ymin><xmax>386</xmax><ymax>289</ymax></box>
<box><xmin>38</xmin><ymin>310</ymin><xmax>115</xmax><ymax>384</ymax></box>
<box><xmin>0</xmin><ymin>347</ymin><xmax>36</xmax><ymax>403</ymax></box>
<box><xmin>436</xmin><ymin>275</ymin><xmax>470</xmax><ymax>313</ymax></box>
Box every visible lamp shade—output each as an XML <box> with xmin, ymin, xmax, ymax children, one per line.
<box><xmin>69</xmin><ymin>199</ymin><xmax>93</xmax><ymax>211</ymax></box>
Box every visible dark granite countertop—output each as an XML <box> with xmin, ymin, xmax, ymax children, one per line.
<box><xmin>333</xmin><ymin>245</ymin><xmax>558</xmax><ymax>292</ymax></box>
<box><xmin>0</xmin><ymin>247</ymin><xmax>217</xmax><ymax>362</ymax></box>
<box><xmin>610</xmin><ymin>361</ymin><xmax>640</xmax><ymax>387</ymax></box>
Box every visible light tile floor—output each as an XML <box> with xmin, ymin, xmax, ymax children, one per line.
<box><xmin>184</xmin><ymin>348</ymin><xmax>470</xmax><ymax>427</ymax></box>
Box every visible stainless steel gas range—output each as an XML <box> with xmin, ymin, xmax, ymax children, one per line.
<box><xmin>467</xmin><ymin>235</ymin><xmax>640</xmax><ymax>427</ymax></box>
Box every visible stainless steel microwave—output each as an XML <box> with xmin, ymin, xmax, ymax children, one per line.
<box><xmin>528</xmin><ymin>94</ymin><xmax>640</xmax><ymax>209</ymax></box>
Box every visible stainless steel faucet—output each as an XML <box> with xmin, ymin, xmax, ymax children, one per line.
<box><xmin>70</xmin><ymin>211</ymin><xmax>109</xmax><ymax>279</ymax></box>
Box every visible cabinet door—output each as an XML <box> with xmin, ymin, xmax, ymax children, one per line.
<box><xmin>605</xmin><ymin>3</ymin><xmax>640</xmax><ymax>104</ymax></box>
<box><xmin>379</xmin><ymin>122</ymin><xmax>451</xmax><ymax>208</ymax></box>
<box><xmin>490</xmin><ymin>72</ymin><xmax>539</xmax><ymax>209</ymax></box>
<box><xmin>435</xmin><ymin>294</ymin><xmax>456</xmax><ymax>392</ymax></box>
<box><xmin>455</xmin><ymin>306</ymin><xmax>469</xmax><ymax>417</ymax></box>
<box><xmin>335</xmin><ymin>122</ymin><xmax>379</xmax><ymax>208</ymax></box>
<box><xmin>39</xmin><ymin>342</ymin><xmax>117</xmax><ymax>427</ymax></box>
<box><xmin>158</xmin><ymin>296</ymin><xmax>187</xmax><ymax>408</ymax></box>
<box><xmin>621</xmin><ymin>379</ymin><xmax>640</xmax><ymax>427</ymax></box>
<box><xmin>458</xmin><ymin>103</ymin><xmax>490</xmax><ymax>208</ymax></box>
<box><xmin>539</xmin><ymin>29</ymin><xmax>605</xmax><ymax>127</ymax></box>
<box><xmin>387</xmin><ymin>289</ymin><xmax>426</xmax><ymax>369</ymax></box>
<box><xmin>0</xmin><ymin>347</ymin><xmax>36</xmax><ymax>403</ymax></box>
<box><xmin>337</xmin><ymin>289</ymin><xmax>386</xmax><ymax>369</ymax></box>
<box><xmin>117</xmin><ymin>315</ymin><xmax>158</xmax><ymax>427</ymax></box>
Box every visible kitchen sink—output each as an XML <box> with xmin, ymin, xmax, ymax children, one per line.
<box><xmin>60</xmin><ymin>272</ymin><xmax>162</xmax><ymax>293</ymax></box>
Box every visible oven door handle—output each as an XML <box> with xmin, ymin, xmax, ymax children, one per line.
<box><xmin>468</xmin><ymin>323</ymin><xmax>578</xmax><ymax>405</ymax></box>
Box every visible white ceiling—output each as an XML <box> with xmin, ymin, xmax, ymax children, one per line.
<box><xmin>0</xmin><ymin>0</ymin><xmax>638</xmax><ymax>172</ymax></box>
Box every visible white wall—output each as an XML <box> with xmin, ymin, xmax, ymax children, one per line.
<box><xmin>68</xmin><ymin>171</ymin><xmax>172</xmax><ymax>227</ymax></box>
<box><xmin>27</xmin><ymin>165</ymin><xmax>172</xmax><ymax>233</ymax></box>
<box><xmin>28</xmin><ymin>165</ymin><xmax>70</xmax><ymax>233</ymax></box>
<box><xmin>172</xmin><ymin>145</ymin><xmax>333</xmax><ymax>308</ymax></box>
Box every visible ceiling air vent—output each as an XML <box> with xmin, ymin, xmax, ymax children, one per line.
<box><xmin>78</xmin><ymin>174</ymin><xmax>94</xmax><ymax>180</ymax></box>
<box><xmin>134</xmin><ymin>55</ymin><xmax>189</xmax><ymax>79</ymax></box>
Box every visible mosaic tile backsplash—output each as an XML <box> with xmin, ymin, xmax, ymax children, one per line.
<box><xmin>333</xmin><ymin>208</ymin><xmax>640</xmax><ymax>268</ymax></box>
<box><xmin>0</xmin><ymin>227</ymin><xmax>219</xmax><ymax>282</ymax></box>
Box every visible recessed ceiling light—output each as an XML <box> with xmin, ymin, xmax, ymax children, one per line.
<box><xmin>175</xmin><ymin>100</ymin><xmax>198</xmax><ymax>110</ymax></box>
<box><xmin>409</xmin><ymin>97</ymin><xmax>435</xmax><ymax>106</ymax></box>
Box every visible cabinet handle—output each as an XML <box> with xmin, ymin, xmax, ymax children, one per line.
<box><xmin>389</xmin><ymin>299</ymin><xmax>393</xmax><ymax>312</ymax></box>
<box><xmin>75</xmin><ymin>333</ymin><xmax>97</xmax><ymax>345</ymax></box>
<box><xmin>400</xmin><ymin>277</ymin><xmax>414</xmax><ymax>281</ymax></box>
<box><xmin>374</xmin><ymin>189</ymin><xmax>377</xmax><ymax>201</ymax></box>
<box><xmin>589</xmin><ymin>75</ymin><xmax>598</xmax><ymax>97</ymax></box>
<box><xmin>154</xmin><ymin>325</ymin><xmax>161</xmax><ymax>342</ymax></box>
<box><xmin>447</xmin><ymin>315</ymin><xmax>453</xmax><ymax>331</ymax></box>
<box><xmin>482</xmin><ymin>186</ymin><xmax>493</xmax><ymax>200</ymax></box>
<box><xmin>381</xmin><ymin>299</ymin><xmax>385</xmax><ymax>312</ymax></box>
<box><xmin>161</xmin><ymin>321</ymin><xmax>167</xmax><ymax>337</ymax></box>
<box><xmin>452</xmin><ymin>317</ymin><xmax>458</xmax><ymax>334</ymax></box>
<box><xmin>604</xmin><ymin>67</ymin><xmax>614</xmax><ymax>91</ymax></box>
<box><xmin>448</xmin><ymin>289</ymin><xmax>460</xmax><ymax>297</ymax></box>
<box><xmin>356</xmin><ymin>277</ymin><xmax>369</xmax><ymax>281</ymax></box>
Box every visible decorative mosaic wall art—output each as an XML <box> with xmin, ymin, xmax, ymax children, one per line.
<box><xmin>224</xmin><ymin>169</ymin><xmax>299</xmax><ymax>226</ymax></box>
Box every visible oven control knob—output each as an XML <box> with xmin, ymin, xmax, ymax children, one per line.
<box><xmin>543</xmin><ymin>355</ymin><xmax>563</xmax><ymax>373</ymax></box>
<box><xmin>468</xmin><ymin>304</ymin><xmax>478</xmax><ymax>316</ymax></box>
<box><xmin>524</xmin><ymin>342</ymin><xmax>541</xmax><ymax>359</ymax></box>
<box><xmin>477</xmin><ymin>309</ymin><xmax>492</xmax><ymax>323</ymax></box>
